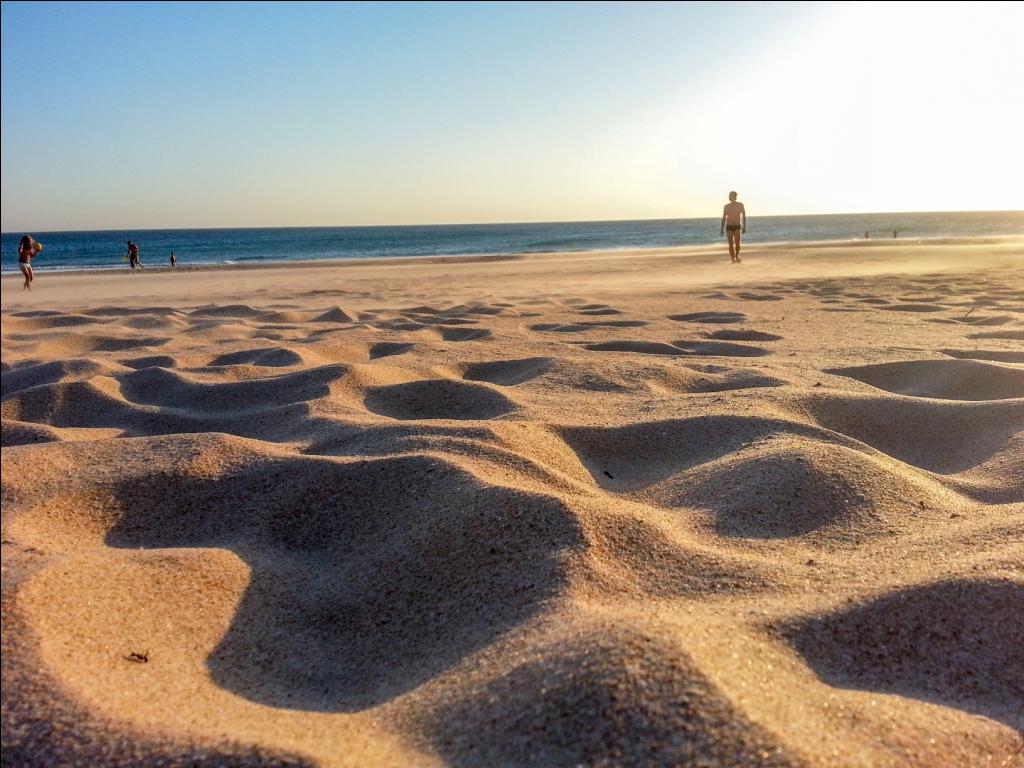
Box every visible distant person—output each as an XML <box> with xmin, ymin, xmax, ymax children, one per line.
<box><xmin>864</xmin><ymin>231</ymin><xmax>870</xmax><ymax>239</ymax></box>
<box><xmin>127</xmin><ymin>240</ymin><xmax>141</xmax><ymax>269</ymax></box>
<box><xmin>893</xmin><ymin>229</ymin><xmax>898</xmax><ymax>239</ymax></box>
<box><xmin>170</xmin><ymin>251</ymin><xmax>176</xmax><ymax>267</ymax></box>
<box><xmin>720</xmin><ymin>191</ymin><xmax>746</xmax><ymax>263</ymax></box>
<box><xmin>18</xmin><ymin>235</ymin><xmax>41</xmax><ymax>290</ymax></box>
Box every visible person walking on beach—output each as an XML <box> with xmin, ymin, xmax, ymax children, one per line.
<box><xmin>18</xmin><ymin>235</ymin><xmax>41</xmax><ymax>290</ymax></box>
<box><xmin>720</xmin><ymin>191</ymin><xmax>746</xmax><ymax>263</ymax></box>
<box><xmin>170</xmin><ymin>251</ymin><xmax>176</xmax><ymax>267</ymax></box>
<box><xmin>127</xmin><ymin>240</ymin><xmax>141</xmax><ymax>269</ymax></box>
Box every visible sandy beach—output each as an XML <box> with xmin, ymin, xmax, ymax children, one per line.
<box><xmin>2</xmin><ymin>237</ymin><xmax>1022</xmax><ymax>767</ymax></box>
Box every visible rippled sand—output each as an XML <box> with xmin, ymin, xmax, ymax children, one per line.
<box><xmin>3</xmin><ymin>238</ymin><xmax>1022</xmax><ymax>766</ymax></box>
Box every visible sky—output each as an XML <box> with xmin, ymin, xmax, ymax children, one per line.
<box><xmin>2</xmin><ymin>1</ymin><xmax>1023</xmax><ymax>231</ymax></box>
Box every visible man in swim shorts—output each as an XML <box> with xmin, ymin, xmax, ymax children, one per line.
<box><xmin>720</xmin><ymin>191</ymin><xmax>746</xmax><ymax>263</ymax></box>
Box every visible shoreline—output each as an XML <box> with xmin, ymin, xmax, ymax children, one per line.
<box><xmin>3</xmin><ymin>237</ymin><xmax>1022</xmax><ymax>316</ymax></box>
<box><xmin>3</xmin><ymin>234</ymin><xmax>1022</xmax><ymax>281</ymax></box>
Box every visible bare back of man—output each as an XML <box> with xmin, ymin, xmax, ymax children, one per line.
<box><xmin>720</xmin><ymin>192</ymin><xmax>746</xmax><ymax>263</ymax></box>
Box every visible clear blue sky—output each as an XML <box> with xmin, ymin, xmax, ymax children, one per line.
<box><xmin>2</xmin><ymin>1</ymin><xmax>1021</xmax><ymax>231</ymax></box>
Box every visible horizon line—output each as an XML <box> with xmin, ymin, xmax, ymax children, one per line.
<box><xmin>3</xmin><ymin>208</ymin><xmax>1022</xmax><ymax>237</ymax></box>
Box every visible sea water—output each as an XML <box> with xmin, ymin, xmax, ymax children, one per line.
<box><xmin>3</xmin><ymin>210</ymin><xmax>1022</xmax><ymax>274</ymax></box>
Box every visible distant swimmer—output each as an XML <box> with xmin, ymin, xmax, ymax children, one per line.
<box><xmin>170</xmin><ymin>251</ymin><xmax>176</xmax><ymax>267</ymax></box>
<box><xmin>18</xmin><ymin>235</ymin><xmax>42</xmax><ymax>290</ymax></box>
<box><xmin>720</xmin><ymin>191</ymin><xmax>746</xmax><ymax>263</ymax></box>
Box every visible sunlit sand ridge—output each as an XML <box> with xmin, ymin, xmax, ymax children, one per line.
<box><xmin>2</xmin><ymin>238</ymin><xmax>1023</xmax><ymax>767</ymax></box>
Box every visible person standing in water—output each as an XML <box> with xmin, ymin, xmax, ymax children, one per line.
<box><xmin>720</xmin><ymin>191</ymin><xmax>746</xmax><ymax>263</ymax></box>
<box><xmin>170</xmin><ymin>251</ymin><xmax>176</xmax><ymax>267</ymax></box>
<box><xmin>18</xmin><ymin>235</ymin><xmax>41</xmax><ymax>290</ymax></box>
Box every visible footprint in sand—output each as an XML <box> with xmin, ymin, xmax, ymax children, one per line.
<box><xmin>91</xmin><ymin>335</ymin><xmax>173</xmax><ymax>353</ymax></box>
<box><xmin>119</xmin><ymin>355</ymin><xmax>178</xmax><ymax>370</ymax></box>
<box><xmin>7</xmin><ymin>312</ymin><xmax>106</xmax><ymax>330</ymax></box>
<box><xmin>829</xmin><ymin>358</ymin><xmax>1024</xmax><ymax>401</ymax></box>
<box><xmin>398</xmin><ymin>316</ymin><xmax>479</xmax><ymax>327</ymax></box>
<box><xmin>575</xmin><ymin>304</ymin><xmax>622</xmax><ymax>316</ymax></box>
<box><xmin>734</xmin><ymin>292</ymin><xmax>783</xmax><ymax>301</ymax></box>
<box><xmin>967</xmin><ymin>329</ymin><xmax>1024</xmax><ymax>340</ymax></box>
<box><xmin>583</xmin><ymin>341</ymin><xmax>682</xmax><ymax>356</ymax></box>
<box><xmin>793</xmin><ymin>389</ymin><xmax>1023</xmax><ymax>475</ymax></box>
<box><xmin>584</xmin><ymin>340</ymin><xmax>769</xmax><ymax>358</ymax></box>
<box><xmin>462</xmin><ymin>357</ymin><xmax>554</xmax><ymax>386</ymax></box>
<box><xmin>671</xmin><ymin>340</ymin><xmax>771</xmax><ymax>357</ymax></box>
<box><xmin>881</xmin><ymin>303</ymin><xmax>947</xmax><ymax>313</ymax></box>
<box><xmin>368</xmin><ymin>342</ymin><xmax>416</xmax><ymax>359</ymax></box>
<box><xmin>942</xmin><ymin>349</ymin><xmax>1024</xmax><ymax>364</ymax></box>
<box><xmin>531</xmin><ymin>320</ymin><xmax>647</xmax><ymax>333</ymax></box>
<box><xmin>372</xmin><ymin>319</ymin><xmax>492</xmax><ymax>341</ymax></box>
<box><xmin>439</xmin><ymin>327</ymin><xmax>492</xmax><ymax>342</ymax></box>
<box><xmin>668</xmin><ymin>311</ymin><xmax>747</xmax><ymax>324</ymax></box>
<box><xmin>776</xmin><ymin>580</ymin><xmax>1024</xmax><ymax>727</ymax></box>
<box><xmin>363</xmin><ymin>379</ymin><xmax>517</xmax><ymax>420</ymax></box>
<box><xmin>208</xmin><ymin>347</ymin><xmax>305</xmax><ymax>367</ymax></box>
<box><xmin>702</xmin><ymin>329</ymin><xmax>783</xmax><ymax>342</ymax></box>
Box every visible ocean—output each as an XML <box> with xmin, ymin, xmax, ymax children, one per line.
<box><xmin>3</xmin><ymin>211</ymin><xmax>1022</xmax><ymax>274</ymax></box>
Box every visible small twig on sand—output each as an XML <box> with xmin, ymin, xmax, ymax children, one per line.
<box><xmin>124</xmin><ymin>650</ymin><xmax>150</xmax><ymax>664</ymax></box>
<box><xmin>963</xmin><ymin>306</ymin><xmax>977</xmax><ymax>318</ymax></box>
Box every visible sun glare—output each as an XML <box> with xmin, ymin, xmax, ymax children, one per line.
<box><xmin>640</xmin><ymin>1</ymin><xmax>1024</xmax><ymax>216</ymax></box>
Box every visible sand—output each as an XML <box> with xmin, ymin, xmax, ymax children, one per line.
<box><xmin>2</xmin><ymin>237</ymin><xmax>1022</xmax><ymax>767</ymax></box>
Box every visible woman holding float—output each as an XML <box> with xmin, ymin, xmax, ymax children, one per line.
<box><xmin>17</xmin><ymin>235</ymin><xmax>42</xmax><ymax>290</ymax></box>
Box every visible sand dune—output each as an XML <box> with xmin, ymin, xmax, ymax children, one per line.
<box><xmin>2</xmin><ymin>239</ymin><xmax>1023</xmax><ymax>766</ymax></box>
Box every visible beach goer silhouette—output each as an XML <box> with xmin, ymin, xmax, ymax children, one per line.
<box><xmin>893</xmin><ymin>229</ymin><xmax>898</xmax><ymax>239</ymax></box>
<box><xmin>127</xmin><ymin>240</ymin><xmax>141</xmax><ymax>269</ymax></box>
<box><xmin>18</xmin><ymin>235</ymin><xmax>41</xmax><ymax>290</ymax></box>
<box><xmin>720</xmin><ymin>191</ymin><xmax>746</xmax><ymax>263</ymax></box>
<box><xmin>170</xmin><ymin>251</ymin><xmax>176</xmax><ymax>267</ymax></box>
